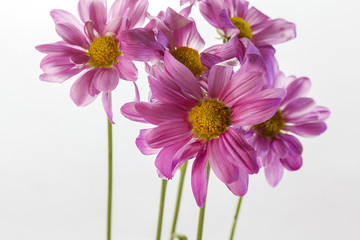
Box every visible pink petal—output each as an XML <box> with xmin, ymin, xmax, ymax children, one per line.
<box><xmin>208</xmin><ymin>138</ymin><xmax>239</xmax><ymax>184</ymax></box>
<box><xmin>250</xmin><ymin>135</ymin><xmax>270</xmax><ymax>158</ymax></box>
<box><xmin>226</xmin><ymin>169</ymin><xmax>248</xmax><ymax>196</ymax></box>
<box><xmin>102</xmin><ymin>92</ymin><xmax>114</xmax><ymax>124</ymax></box>
<box><xmin>271</xmin><ymin>138</ymin><xmax>289</xmax><ymax>159</ymax></box>
<box><xmin>245</xmin><ymin>6</ymin><xmax>268</xmax><ymax>26</ymax></box>
<box><xmin>278</xmin><ymin>133</ymin><xmax>303</xmax><ymax>156</ymax></box>
<box><xmin>264</xmin><ymin>155</ymin><xmax>284</xmax><ymax>187</ymax></box>
<box><xmin>36</xmin><ymin>42</ymin><xmax>86</xmax><ymax>56</ymax></box>
<box><xmin>93</xmin><ymin>68</ymin><xmax>119</xmax><ymax>92</ymax></box>
<box><xmin>55</xmin><ymin>23</ymin><xmax>89</xmax><ymax>48</ymax></box>
<box><xmin>104</xmin><ymin>17</ymin><xmax>123</xmax><ymax>35</ymax></box>
<box><xmin>121</xmin><ymin>102</ymin><xmax>147</xmax><ymax>123</ymax></box>
<box><xmin>145</xmin><ymin>122</ymin><xmax>192</xmax><ymax>149</ymax></box>
<box><xmin>136</xmin><ymin>129</ymin><xmax>161</xmax><ymax>155</ymax></box>
<box><xmin>70</xmin><ymin>70</ymin><xmax>98</xmax><ymax>106</ymax></box>
<box><xmin>116</xmin><ymin>56</ymin><xmax>138</xmax><ymax>81</ymax></box>
<box><xmin>280</xmin><ymin>155</ymin><xmax>302</xmax><ymax>171</ymax></box>
<box><xmin>282</xmin><ymin>77</ymin><xmax>311</xmax><ymax>106</ymax></box>
<box><xmin>127</xmin><ymin>0</ymin><xmax>149</xmax><ymax>29</ymax></box>
<box><xmin>173</xmin><ymin>21</ymin><xmax>205</xmax><ymax>50</ymax></box>
<box><xmin>253</xmin><ymin>19</ymin><xmax>296</xmax><ymax>46</ymax></box>
<box><xmin>89</xmin><ymin>0</ymin><xmax>107</xmax><ymax>35</ymax></box>
<box><xmin>282</xmin><ymin>97</ymin><xmax>316</xmax><ymax>122</ymax></box>
<box><xmin>191</xmin><ymin>147</ymin><xmax>208</xmax><ymax>207</ymax></box>
<box><xmin>78</xmin><ymin>0</ymin><xmax>107</xmax><ymax>23</ymax></box>
<box><xmin>50</xmin><ymin>9</ymin><xmax>83</xmax><ymax>31</ymax></box>
<box><xmin>284</xmin><ymin>122</ymin><xmax>327</xmax><ymax>138</ymax></box>
<box><xmin>208</xmin><ymin>65</ymin><xmax>233</xmax><ymax>99</ymax></box>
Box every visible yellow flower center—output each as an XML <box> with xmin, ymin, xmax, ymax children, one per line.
<box><xmin>253</xmin><ymin>110</ymin><xmax>285</xmax><ymax>137</ymax></box>
<box><xmin>88</xmin><ymin>36</ymin><xmax>121</xmax><ymax>68</ymax></box>
<box><xmin>188</xmin><ymin>99</ymin><xmax>232</xmax><ymax>140</ymax></box>
<box><xmin>171</xmin><ymin>47</ymin><xmax>205</xmax><ymax>76</ymax></box>
<box><xmin>230</xmin><ymin>17</ymin><xmax>253</xmax><ymax>41</ymax></box>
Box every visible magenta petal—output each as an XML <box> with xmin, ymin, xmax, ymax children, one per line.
<box><xmin>155</xmin><ymin>138</ymin><xmax>190</xmax><ymax>179</ymax></box>
<box><xmin>281</xmin><ymin>155</ymin><xmax>302</xmax><ymax>171</ymax></box>
<box><xmin>314</xmin><ymin>106</ymin><xmax>331</xmax><ymax>121</ymax></box>
<box><xmin>104</xmin><ymin>17</ymin><xmax>123</xmax><ymax>35</ymax></box>
<box><xmin>253</xmin><ymin>19</ymin><xmax>296</xmax><ymax>46</ymax></box>
<box><xmin>50</xmin><ymin>9</ymin><xmax>83</xmax><ymax>31</ymax></box>
<box><xmin>208</xmin><ymin>138</ymin><xmax>239</xmax><ymax>184</ymax></box>
<box><xmin>55</xmin><ymin>23</ymin><xmax>89</xmax><ymax>48</ymax></box>
<box><xmin>146</xmin><ymin>122</ymin><xmax>192</xmax><ymax>149</ymax></box>
<box><xmin>164</xmin><ymin>8</ymin><xmax>192</xmax><ymax>31</ymax></box>
<box><xmin>208</xmin><ymin>65</ymin><xmax>233</xmax><ymax>99</ymax></box>
<box><xmin>284</xmin><ymin>122</ymin><xmax>327</xmax><ymax>138</ymax></box>
<box><xmin>173</xmin><ymin>21</ymin><xmax>205</xmax><ymax>50</ymax></box>
<box><xmin>70</xmin><ymin>70</ymin><xmax>98</xmax><ymax>106</ymax></box>
<box><xmin>264</xmin><ymin>155</ymin><xmax>284</xmax><ymax>187</ymax></box>
<box><xmin>93</xmin><ymin>68</ymin><xmax>119</xmax><ymax>92</ymax></box>
<box><xmin>121</xmin><ymin>102</ymin><xmax>147</xmax><ymax>123</ymax></box>
<box><xmin>116</xmin><ymin>56</ymin><xmax>138</xmax><ymax>81</ymax></box>
<box><xmin>271</xmin><ymin>138</ymin><xmax>289</xmax><ymax>159</ymax></box>
<box><xmin>221</xmin><ymin>128</ymin><xmax>259</xmax><ymax>174</ymax></box>
<box><xmin>36</xmin><ymin>42</ymin><xmax>86</xmax><ymax>56</ymax></box>
<box><xmin>136</xmin><ymin>129</ymin><xmax>161</xmax><ymax>155</ymax></box>
<box><xmin>89</xmin><ymin>0</ymin><xmax>107</xmax><ymax>35</ymax></box>
<box><xmin>102</xmin><ymin>92</ymin><xmax>114</xmax><ymax>124</ymax></box>
<box><xmin>127</xmin><ymin>0</ymin><xmax>149</xmax><ymax>29</ymax></box>
<box><xmin>250</xmin><ymin>135</ymin><xmax>270</xmax><ymax>158</ymax></box>
<box><xmin>163</xmin><ymin>51</ymin><xmax>203</xmax><ymax>99</ymax></box>
<box><xmin>226</xmin><ymin>170</ymin><xmax>248</xmax><ymax>196</ymax></box>
<box><xmin>282</xmin><ymin>77</ymin><xmax>311</xmax><ymax>106</ymax></box>
<box><xmin>191</xmin><ymin>147</ymin><xmax>208</xmax><ymax>207</ymax></box>
<box><xmin>282</xmin><ymin>97</ymin><xmax>316</xmax><ymax>122</ymax></box>
<box><xmin>278</xmin><ymin>133</ymin><xmax>303</xmax><ymax>156</ymax></box>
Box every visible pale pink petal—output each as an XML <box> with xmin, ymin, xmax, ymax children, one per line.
<box><xmin>121</xmin><ymin>102</ymin><xmax>147</xmax><ymax>123</ymax></box>
<box><xmin>191</xmin><ymin>147</ymin><xmax>208</xmax><ymax>207</ymax></box>
<box><xmin>245</xmin><ymin>6</ymin><xmax>268</xmax><ymax>26</ymax></box>
<box><xmin>271</xmin><ymin>138</ymin><xmax>289</xmax><ymax>159</ymax></box>
<box><xmin>70</xmin><ymin>70</ymin><xmax>98</xmax><ymax>106</ymax></box>
<box><xmin>102</xmin><ymin>92</ymin><xmax>114</xmax><ymax>124</ymax></box>
<box><xmin>36</xmin><ymin>42</ymin><xmax>86</xmax><ymax>56</ymax></box>
<box><xmin>208</xmin><ymin>65</ymin><xmax>233</xmax><ymax>99</ymax></box>
<box><xmin>226</xmin><ymin>169</ymin><xmax>248</xmax><ymax>196</ymax></box>
<box><xmin>250</xmin><ymin>135</ymin><xmax>270</xmax><ymax>158</ymax></box>
<box><xmin>93</xmin><ymin>68</ymin><xmax>119</xmax><ymax>92</ymax></box>
<box><xmin>89</xmin><ymin>0</ymin><xmax>107</xmax><ymax>35</ymax></box>
<box><xmin>278</xmin><ymin>133</ymin><xmax>303</xmax><ymax>157</ymax></box>
<box><xmin>127</xmin><ymin>0</ymin><xmax>149</xmax><ymax>29</ymax></box>
<box><xmin>104</xmin><ymin>17</ymin><xmax>123</xmax><ymax>34</ymax></box>
<box><xmin>116</xmin><ymin>56</ymin><xmax>138</xmax><ymax>81</ymax></box>
<box><xmin>282</xmin><ymin>97</ymin><xmax>316</xmax><ymax>122</ymax></box>
<box><xmin>264</xmin><ymin>155</ymin><xmax>284</xmax><ymax>187</ymax></box>
<box><xmin>50</xmin><ymin>9</ymin><xmax>83</xmax><ymax>31</ymax></box>
<box><xmin>208</xmin><ymin>138</ymin><xmax>239</xmax><ymax>184</ymax></box>
<box><xmin>164</xmin><ymin>8</ymin><xmax>192</xmax><ymax>31</ymax></box>
<box><xmin>280</xmin><ymin>155</ymin><xmax>302</xmax><ymax>171</ymax></box>
<box><xmin>136</xmin><ymin>129</ymin><xmax>161</xmax><ymax>155</ymax></box>
<box><xmin>55</xmin><ymin>23</ymin><xmax>89</xmax><ymax>48</ymax></box>
<box><xmin>78</xmin><ymin>0</ymin><xmax>107</xmax><ymax>23</ymax></box>
<box><xmin>252</xmin><ymin>19</ymin><xmax>296</xmax><ymax>46</ymax></box>
<box><xmin>173</xmin><ymin>21</ymin><xmax>205</xmax><ymax>50</ymax></box>
<box><xmin>281</xmin><ymin>77</ymin><xmax>311</xmax><ymax>107</ymax></box>
<box><xmin>284</xmin><ymin>122</ymin><xmax>327</xmax><ymax>138</ymax></box>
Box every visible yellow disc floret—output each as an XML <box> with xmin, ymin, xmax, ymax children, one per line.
<box><xmin>230</xmin><ymin>17</ymin><xmax>253</xmax><ymax>41</ymax></box>
<box><xmin>188</xmin><ymin>99</ymin><xmax>232</xmax><ymax>140</ymax></box>
<box><xmin>253</xmin><ymin>110</ymin><xmax>285</xmax><ymax>137</ymax></box>
<box><xmin>171</xmin><ymin>47</ymin><xmax>205</xmax><ymax>76</ymax></box>
<box><xmin>88</xmin><ymin>36</ymin><xmax>121</xmax><ymax>68</ymax></box>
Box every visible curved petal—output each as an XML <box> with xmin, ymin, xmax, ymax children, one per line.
<box><xmin>173</xmin><ymin>21</ymin><xmax>205</xmax><ymax>50</ymax></box>
<box><xmin>282</xmin><ymin>97</ymin><xmax>316</xmax><ymax>122</ymax></box>
<box><xmin>121</xmin><ymin>102</ymin><xmax>147</xmax><ymax>123</ymax></box>
<box><xmin>280</xmin><ymin>155</ymin><xmax>302</xmax><ymax>171</ymax></box>
<box><xmin>55</xmin><ymin>23</ymin><xmax>89</xmax><ymax>48</ymax></box>
<box><xmin>116</xmin><ymin>56</ymin><xmax>138</xmax><ymax>81</ymax></box>
<box><xmin>93</xmin><ymin>67</ymin><xmax>119</xmax><ymax>92</ymax></box>
<box><xmin>226</xmin><ymin>169</ymin><xmax>248</xmax><ymax>196</ymax></box>
<box><xmin>102</xmin><ymin>92</ymin><xmax>114</xmax><ymax>124</ymax></box>
<box><xmin>252</xmin><ymin>19</ymin><xmax>296</xmax><ymax>46</ymax></box>
<box><xmin>250</xmin><ymin>135</ymin><xmax>270</xmax><ymax>158</ymax></box>
<box><xmin>208</xmin><ymin>138</ymin><xmax>239</xmax><ymax>184</ymax></box>
<box><xmin>284</xmin><ymin>122</ymin><xmax>327</xmax><ymax>138</ymax></box>
<box><xmin>264</xmin><ymin>154</ymin><xmax>284</xmax><ymax>187</ymax></box>
<box><xmin>70</xmin><ymin>70</ymin><xmax>98</xmax><ymax>106</ymax></box>
<box><xmin>191</xmin><ymin>147</ymin><xmax>208</xmax><ymax>207</ymax></box>
<box><xmin>271</xmin><ymin>138</ymin><xmax>289</xmax><ymax>159</ymax></box>
<box><xmin>281</xmin><ymin>77</ymin><xmax>311</xmax><ymax>107</ymax></box>
<box><xmin>136</xmin><ymin>129</ymin><xmax>161</xmax><ymax>155</ymax></box>
<box><xmin>89</xmin><ymin>0</ymin><xmax>107</xmax><ymax>35</ymax></box>
<box><xmin>208</xmin><ymin>65</ymin><xmax>233</xmax><ymax>99</ymax></box>
<box><xmin>50</xmin><ymin>9</ymin><xmax>83</xmax><ymax>31</ymax></box>
<box><xmin>278</xmin><ymin>133</ymin><xmax>303</xmax><ymax>156</ymax></box>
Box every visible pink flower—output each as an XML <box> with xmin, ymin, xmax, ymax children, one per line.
<box><xmin>249</xmin><ymin>73</ymin><xmax>330</xmax><ymax>187</ymax></box>
<box><xmin>36</xmin><ymin>0</ymin><xmax>148</xmax><ymax>123</ymax></box>
<box><xmin>121</xmin><ymin>51</ymin><xmax>285</xmax><ymax>207</ymax></box>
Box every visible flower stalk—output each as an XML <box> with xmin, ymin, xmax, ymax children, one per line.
<box><xmin>229</xmin><ymin>197</ymin><xmax>243</xmax><ymax>240</ymax></box>
<box><xmin>156</xmin><ymin>179</ymin><xmax>168</xmax><ymax>240</ymax></box>
<box><xmin>170</xmin><ymin>161</ymin><xmax>188</xmax><ymax>240</ymax></box>
<box><xmin>107</xmin><ymin>111</ymin><xmax>113</xmax><ymax>240</ymax></box>
<box><xmin>196</xmin><ymin>161</ymin><xmax>210</xmax><ymax>240</ymax></box>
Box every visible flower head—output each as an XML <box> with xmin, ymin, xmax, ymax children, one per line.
<box><xmin>249</xmin><ymin>73</ymin><xmax>330</xmax><ymax>187</ymax></box>
<box><xmin>36</xmin><ymin>0</ymin><xmax>148</xmax><ymax>122</ymax></box>
<box><xmin>121</xmin><ymin>51</ymin><xmax>285</xmax><ymax>207</ymax></box>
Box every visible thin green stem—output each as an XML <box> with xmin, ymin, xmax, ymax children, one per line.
<box><xmin>229</xmin><ymin>197</ymin><xmax>243</xmax><ymax>240</ymax></box>
<box><xmin>156</xmin><ymin>180</ymin><xmax>168</xmax><ymax>240</ymax></box>
<box><xmin>170</xmin><ymin>161</ymin><xmax>188</xmax><ymax>240</ymax></box>
<box><xmin>196</xmin><ymin>162</ymin><xmax>211</xmax><ymax>240</ymax></box>
<box><xmin>107</xmin><ymin>117</ymin><xmax>113</xmax><ymax>240</ymax></box>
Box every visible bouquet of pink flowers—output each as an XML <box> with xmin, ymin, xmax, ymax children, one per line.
<box><xmin>36</xmin><ymin>0</ymin><xmax>330</xmax><ymax>239</ymax></box>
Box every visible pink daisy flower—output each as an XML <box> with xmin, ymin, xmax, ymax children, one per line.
<box><xmin>36</xmin><ymin>0</ymin><xmax>148</xmax><ymax>123</ymax></box>
<box><xmin>121</xmin><ymin>51</ymin><xmax>285</xmax><ymax>207</ymax></box>
<box><xmin>249</xmin><ymin>73</ymin><xmax>330</xmax><ymax>187</ymax></box>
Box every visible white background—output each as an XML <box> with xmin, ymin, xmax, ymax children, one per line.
<box><xmin>0</xmin><ymin>0</ymin><xmax>359</xmax><ymax>239</ymax></box>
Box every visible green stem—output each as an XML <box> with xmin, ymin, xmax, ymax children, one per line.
<box><xmin>107</xmin><ymin>117</ymin><xmax>113</xmax><ymax>240</ymax></box>
<box><xmin>156</xmin><ymin>180</ymin><xmax>168</xmax><ymax>240</ymax></box>
<box><xmin>170</xmin><ymin>161</ymin><xmax>188</xmax><ymax>240</ymax></box>
<box><xmin>229</xmin><ymin>197</ymin><xmax>243</xmax><ymax>240</ymax></box>
<box><xmin>196</xmin><ymin>162</ymin><xmax>211</xmax><ymax>240</ymax></box>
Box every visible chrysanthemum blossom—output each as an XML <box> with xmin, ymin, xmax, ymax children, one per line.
<box><xmin>36</xmin><ymin>0</ymin><xmax>148</xmax><ymax>123</ymax></box>
<box><xmin>121</xmin><ymin>51</ymin><xmax>285</xmax><ymax>207</ymax></box>
<box><xmin>249</xmin><ymin>73</ymin><xmax>330</xmax><ymax>187</ymax></box>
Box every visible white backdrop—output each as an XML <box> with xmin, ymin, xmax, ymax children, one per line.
<box><xmin>0</xmin><ymin>0</ymin><xmax>359</xmax><ymax>239</ymax></box>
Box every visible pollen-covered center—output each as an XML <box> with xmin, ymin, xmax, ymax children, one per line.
<box><xmin>188</xmin><ymin>99</ymin><xmax>232</xmax><ymax>140</ymax></box>
<box><xmin>88</xmin><ymin>36</ymin><xmax>121</xmax><ymax>68</ymax></box>
<box><xmin>171</xmin><ymin>47</ymin><xmax>205</xmax><ymax>76</ymax></box>
<box><xmin>253</xmin><ymin>110</ymin><xmax>285</xmax><ymax>137</ymax></box>
<box><xmin>230</xmin><ymin>17</ymin><xmax>253</xmax><ymax>41</ymax></box>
